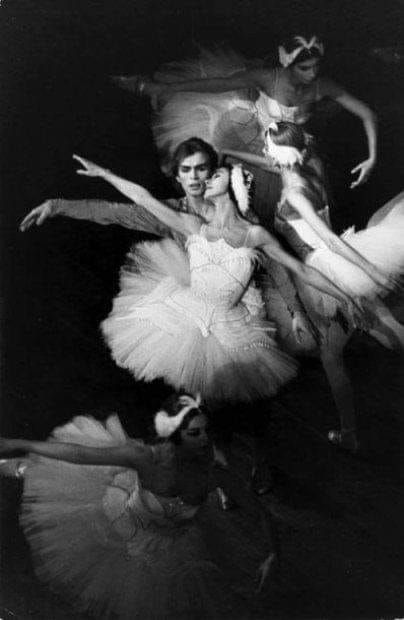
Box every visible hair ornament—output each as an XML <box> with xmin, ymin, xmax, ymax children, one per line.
<box><xmin>265</xmin><ymin>129</ymin><xmax>305</xmax><ymax>168</ymax></box>
<box><xmin>154</xmin><ymin>393</ymin><xmax>202</xmax><ymax>438</ymax></box>
<box><xmin>230</xmin><ymin>164</ymin><xmax>253</xmax><ymax>214</ymax></box>
<box><xmin>278</xmin><ymin>35</ymin><xmax>324</xmax><ymax>68</ymax></box>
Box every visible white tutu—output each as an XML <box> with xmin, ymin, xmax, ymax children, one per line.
<box><xmin>18</xmin><ymin>415</ymin><xmax>275</xmax><ymax>619</ymax></box>
<box><xmin>367</xmin><ymin>191</ymin><xmax>404</xmax><ymax>228</ymax></box>
<box><xmin>152</xmin><ymin>48</ymin><xmax>259</xmax><ymax>170</ymax></box>
<box><xmin>101</xmin><ymin>236</ymin><xmax>297</xmax><ymax>404</ymax></box>
<box><xmin>287</xmin><ymin>208</ymin><xmax>404</xmax><ymax>321</ymax></box>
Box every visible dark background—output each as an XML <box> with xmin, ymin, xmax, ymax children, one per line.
<box><xmin>0</xmin><ymin>1</ymin><xmax>403</xmax><ymax>618</ymax></box>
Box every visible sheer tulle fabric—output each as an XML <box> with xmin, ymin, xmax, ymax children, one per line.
<box><xmin>101</xmin><ymin>236</ymin><xmax>297</xmax><ymax>404</ymax></box>
<box><xmin>20</xmin><ymin>415</ymin><xmax>272</xmax><ymax>619</ymax></box>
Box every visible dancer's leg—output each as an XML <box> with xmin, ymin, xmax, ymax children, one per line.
<box><xmin>320</xmin><ymin>322</ymin><xmax>359</xmax><ymax>452</ymax></box>
<box><xmin>250</xmin><ymin>403</ymin><xmax>275</xmax><ymax>495</ymax></box>
<box><xmin>210</xmin><ymin>404</ymin><xmax>237</xmax><ymax>509</ymax></box>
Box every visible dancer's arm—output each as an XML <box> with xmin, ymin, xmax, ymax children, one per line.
<box><xmin>73</xmin><ymin>155</ymin><xmax>202</xmax><ymax>236</ymax></box>
<box><xmin>251</xmin><ymin>225</ymin><xmax>358</xmax><ymax>307</ymax></box>
<box><xmin>19</xmin><ymin>198</ymin><xmax>170</xmax><ymax>237</ymax></box>
<box><xmin>337</xmin><ymin>95</ymin><xmax>376</xmax><ymax>189</ymax></box>
<box><xmin>0</xmin><ymin>437</ymin><xmax>152</xmax><ymax>469</ymax></box>
<box><xmin>113</xmin><ymin>69</ymin><xmax>265</xmax><ymax>97</ymax></box>
<box><xmin>259</xmin><ymin>260</ymin><xmax>320</xmax><ymax>344</ymax></box>
<box><xmin>286</xmin><ymin>188</ymin><xmax>394</xmax><ymax>292</ymax></box>
<box><xmin>322</xmin><ymin>79</ymin><xmax>377</xmax><ymax>188</ymax></box>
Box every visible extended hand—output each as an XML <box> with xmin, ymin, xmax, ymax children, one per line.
<box><xmin>110</xmin><ymin>75</ymin><xmax>164</xmax><ymax>97</ymax></box>
<box><xmin>292</xmin><ymin>311</ymin><xmax>321</xmax><ymax>346</ymax></box>
<box><xmin>373</xmin><ymin>271</ymin><xmax>404</xmax><ymax>296</ymax></box>
<box><xmin>350</xmin><ymin>158</ymin><xmax>375</xmax><ymax>189</ymax></box>
<box><xmin>346</xmin><ymin>297</ymin><xmax>374</xmax><ymax>331</ymax></box>
<box><xmin>73</xmin><ymin>154</ymin><xmax>107</xmax><ymax>178</ymax></box>
<box><xmin>19</xmin><ymin>200</ymin><xmax>53</xmax><ymax>232</ymax></box>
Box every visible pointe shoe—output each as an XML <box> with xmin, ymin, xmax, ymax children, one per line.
<box><xmin>251</xmin><ymin>462</ymin><xmax>274</xmax><ymax>496</ymax></box>
<box><xmin>328</xmin><ymin>429</ymin><xmax>359</xmax><ymax>454</ymax></box>
<box><xmin>216</xmin><ymin>487</ymin><xmax>237</xmax><ymax>511</ymax></box>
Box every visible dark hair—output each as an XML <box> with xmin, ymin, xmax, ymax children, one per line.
<box><xmin>280</xmin><ymin>35</ymin><xmax>324</xmax><ymax>67</ymax></box>
<box><xmin>155</xmin><ymin>393</ymin><xmax>206</xmax><ymax>445</ymax></box>
<box><xmin>267</xmin><ymin>121</ymin><xmax>307</xmax><ymax>152</ymax></box>
<box><xmin>170</xmin><ymin>137</ymin><xmax>218</xmax><ymax>178</ymax></box>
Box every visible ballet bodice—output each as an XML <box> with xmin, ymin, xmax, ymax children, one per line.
<box><xmin>254</xmin><ymin>69</ymin><xmax>321</xmax><ymax>133</ymax></box>
<box><xmin>186</xmin><ymin>233</ymin><xmax>257</xmax><ymax>308</ymax></box>
<box><xmin>255</xmin><ymin>90</ymin><xmax>313</xmax><ymax>128</ymax></box>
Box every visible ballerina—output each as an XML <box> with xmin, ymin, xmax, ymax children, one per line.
<box><xmin>114</xmin><ymin>35</ymin><xmax>377</xmax><ymax>227</ymax></box>
<box><xmin>20</xmin><ymin>135</ymin><xmax>315</xmax><ymax>343</ymax></box>
<box><xmin>223</xmin><ymin>120</ymin><xmax>404</xmax><ymax>451</ymax></box>
<box><xmin>68</xmin><ymin>154</ymin><xmax>365</xmax><ymax>406</ymax></box>
<box><xmin>20</xmin><ymin>138</ymin><xmax>321</xmax><ymax>493</ymax></box>
<box><xmin>0</xmin><ymin>393</ymin><xmax>277</xmax><ymax>618</ymax></box>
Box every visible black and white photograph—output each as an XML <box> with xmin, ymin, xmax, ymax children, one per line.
<box><xmin>1</xmin><ymin>0</ymin><xmax>403</xmax><ymax>618</ymax></box>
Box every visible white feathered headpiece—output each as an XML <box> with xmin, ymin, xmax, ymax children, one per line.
<box><xmin>264</xmin><ymin>122</ymin><xmax>306</xmax><ymax>168</ymax></box>
<box><xmin>230</xmin><ymin>164</ymin><xmax>253</xmax><ymax>214</ymax></box>
<box><xmin>278</xmin><ymin>36</ymin><xmax>324</xmax><ymax>68</ymax></box>
<box><xmin>154</xmin><ymin>393</ymin><xmax>202</xmax><ymax>438</ymax></box>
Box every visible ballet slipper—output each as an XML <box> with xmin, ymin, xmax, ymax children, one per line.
<box><xmin>216</xmin><ymin>487</ymin><xmax>237</xmax><ymax>511</ymax></box>
<box><xmin>251</xmin><ymin>460</ymin><xmax>274</xmax><ymax>495</ymax></box>
<box><xmin>327</xmin><ymin>428</ymin><xmax>359</xmax><ymax>454</ymax></box>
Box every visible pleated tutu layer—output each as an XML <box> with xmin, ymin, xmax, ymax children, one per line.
<box><xmin>300</xmin><ymin>213</ymin><xmax>404</xmax><ymax>321</ymax></box>
<box><xmin>101</xmin><ymin>239</ymin><xmax>297</xmax><ymax>404</ymax></box>
<box><xmin>19</xmin><ymin>415</ymin><xmax>274</xmax><ymax>619</ymax></box>
<box><xmin>151</xmin><ymin>47</ymin><xmax>282</xmax><ymax>226</ymax></box>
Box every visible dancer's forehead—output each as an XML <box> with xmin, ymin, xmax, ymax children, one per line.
<box><xmin>211</xmin><ymin>167</ymin><xmax>229</xmax><ymax>178</ymax></box>
<box><xmin>178</xmin><ymin>151</ymin><xmax>211</xmax><ymax>170</ymax></box>
<box><xmin>293</xmin><ymin>57</ymin><xmax>320</xmax><ymax>71</ymax></box>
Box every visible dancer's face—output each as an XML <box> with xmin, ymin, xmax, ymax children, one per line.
<box><xmin>204</xmin><ymin>168</ymin><xmax>230</xmax><ymax>199</ymax></box>
<box><xmin>176</xmin><ymin>152</ymin><xmax>211</xmax><ymax>197</ymax></box>
<box><xmin>290</xmin><ymin>58</ymin><xmax>320</xmax><ymax>85</ymax></box>
<box><xmin>180</xmin><ymin>413</ymin><xmax>210</xmax><ymax>453</ymax></box>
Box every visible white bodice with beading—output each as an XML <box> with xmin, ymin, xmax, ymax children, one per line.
<box><xmin>255</xmin><ymin>90</ymin><xmax>310</xmax><ymax>129</ymax></box>
<box><xmin>187</xmin><ymin>233</ymin><xmax>258</xmax><ymax>308</ymax></box>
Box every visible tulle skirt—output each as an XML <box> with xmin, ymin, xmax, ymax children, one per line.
<box><xmin>18</xmin><ymin>415</ymin><xmax>275</xmax><ymax>619</ymax></box>
<box><xmin>301</xmin><ymin>213</ymin><xmax>404</xmax><ymax>320</ymax></box>
<box><xmin>101</xmin><ymin>239</ymin><xmax>297</xmax><ymax>404</ymax></box>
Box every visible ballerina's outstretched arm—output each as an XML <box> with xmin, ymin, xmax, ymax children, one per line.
<box><xmin>0</xmin><ymin>435</ymin><xmax>152</xmax><ymax>470</ymax></box>
<box><xmin>19</xmin><ymin>198</ymin><xmax>171</xmax><ymax>237</ymax></box>
<box><xmin>73</xmin><ymin>155</ymin><xmax>202</xmax><ymax>236</ymax></box>
<box><xmin>112</xmin><ymin>68</ymin><xmax>266</xmax><ymax>98</ymax></box>
<box><xmin>286</xmin><ymin>188</ymin><xmax>399</xmax><ymax>294</ymax></box>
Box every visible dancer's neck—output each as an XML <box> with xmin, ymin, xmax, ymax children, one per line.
<box><xmin>185</xmin><ymin>195</ymin><xmax>206</xmax><ymax>211</ymax></box>
<box><xmin>209</xmin><ymin>194</ymin><xmax>241</xmax><ymax>230</ymax></box>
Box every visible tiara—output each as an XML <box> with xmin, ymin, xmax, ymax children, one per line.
<box><xmin>154</xmin><ymin>394</ymin><xmax>202</xmax><ymax>438</ymax></box>
<box><xmin>279</xmin><ymin>36</ymin><xmax>324</xmax><ymax>68</ymax></box>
